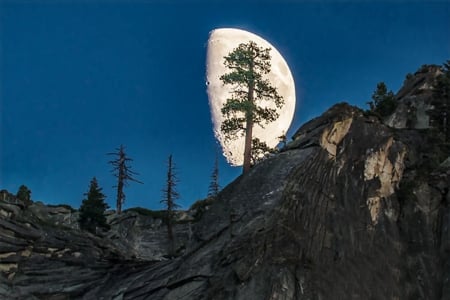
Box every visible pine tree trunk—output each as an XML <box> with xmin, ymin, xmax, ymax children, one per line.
<box><xmin>166</xmin><ymin>155</ymin><xmax>175</xmax><ymax>256</ymax></box>
<box><xmin>243</xmin><ymin>61</ymin><xmax>255</xmax><ymax>174</ymax></box>
<box><xmin>243</xmin><ymin>116</ymin><xmax>253</xmax><ymax>174</ymax></box>
<box><xmin>167</xmin><ymin>213</ymin><xmax>174</xmax><ymax>256</ymax></box>
<box><xmin>116</xmin><ymin>182</ymin><xmax>123</xmax><ymax>214</ymax></box>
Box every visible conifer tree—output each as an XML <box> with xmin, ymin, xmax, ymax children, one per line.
<box><xmin>16</xmin><ymin>185</ymin><xmax>32</xmax><ymax>205</ymax></box>
<box><xmin>431</xmin><ymin>60</ymin><xmax>450</xmax><ymax>142</ymax></box>
<box><xmin>367</xmin><ymin>82</ymin><xmax>397</xmax><ymax>117</ymax></box>
<box><xmin>207</xmin><ymin>153</ymin><xmax>220</xmax><ymax>198</ymax></box>
<box><xmin>251</xmin><ymin>137</ymin><xmax>277</xmax><ymax>165</ymax></box>
<box><xmin>78</xmin><ymin>177</ymin><xmax>109</xmax><ymax>234</ymax></box>
<box><xmin>108</xmin><ymin>145</ymin><xmax>142</xmax><ymax>214</ymax></box>
<box><xmin>161</xmin><ymin>154</ymin><xmax>180</xmax><ymax>256</ymax></box>
<box><xmin>220</xmin><ymin>41</ymin><xmax>284</xmax><ymax>173</ymax></box>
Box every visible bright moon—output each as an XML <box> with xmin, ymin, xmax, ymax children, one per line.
<box><xmin>206</xmin><ymin>28</ymin><xmax>296</xmax><ymax>166</ymax></box>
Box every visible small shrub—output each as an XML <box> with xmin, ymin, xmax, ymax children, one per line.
<box><xmin>124</xmin><ymin>207</ymin><xmax>167</xmax><ymax>220</ymax></box>
<box><xmin>48</xmin><ymin>204</ymin><xmax>76</xmax><ymax>212</ymax></box>
<box><xmin>190</xmin><ymin>197</ymin><xmax>215</xmax><ymax>221</ymax></box>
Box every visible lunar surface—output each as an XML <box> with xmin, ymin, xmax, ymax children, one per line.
<box><xmin>206</xmin><ymin>28</ymin><xmax>296</xmax><ymax>166</ymax></box>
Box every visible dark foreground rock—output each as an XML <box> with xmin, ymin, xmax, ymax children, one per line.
<box><xmin>1</xmin><ymin>65</ymin><xmax>449</xmax><ymax>299</ymax></box>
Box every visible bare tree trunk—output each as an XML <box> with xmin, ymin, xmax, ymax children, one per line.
<box><xmin>116</xmin><ymin>156</ymin><xmax>125</xmax><ymax>214</ymax></box>
<box><xmin>167</xmin><ymin>212</ymin><xmax>174</xmax><ymax>256</ymax></box>
<box><xmin>108</xmin><ymin>145</ymin><xmax>142</xmax><ymax>215</ymax></box>
<box><xmin>166</xmin><ymin>155</ymin><xmax>175</xmax><ymax>256</ymax></box>
<box><xmin>116</xmin><ymin>179</ymin><xmax>123</xmax><ymax>214</ymax></box>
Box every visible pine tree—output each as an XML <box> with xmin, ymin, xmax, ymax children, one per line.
<box><xmin>367</xmin><ymin>82</ymin><xmax>397</xmax><ymax>117</ymax></box>
<box><xmin>207</xmin><ymin>153</ymin><xmax>220</xmax><ymax>198</ymax></box>
<box><xmin>251</xmin><ymin>137</ymin><xmax>277</xmax><ymax>165</ymax></box>
<box><xmin>220</xmin><ymin>41</ymin><xmax>284</xmax><ymax>173</ymax></box>
<box><xmin>108</xmin><ymin>145</ymin><xmax>142</xmax><ymax>214</ymax></box>
<box><xmin>431</xmin><ymin>60</ymin><xmax>450</xmax><ymax>142</ymax></box>
<box><xmin>16</xmin><ymin>185</ymin><xmax>32</xmax><ymax>205</ymax></box>
<box><xmin>161</xmin><ymin>154</ymin><xmax>180</xmax><ymax>256</ymax></box>
<box><xmin>78</xmin><ymin>177</ymin><xmax>110</xmax><ymax>234</ymax></box>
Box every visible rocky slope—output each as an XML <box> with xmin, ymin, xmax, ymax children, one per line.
<box><xmin>1</xmin><ymin>65</ymin><xmax>449</xmax><ymax>299</ymax></box>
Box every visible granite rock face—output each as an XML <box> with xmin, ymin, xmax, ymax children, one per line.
<box><xmin>385</xmin><ymin>64</ymin><xmax>442</xmax><ymax>129</ymax></box>
<box><xmin>1</xmin><ymin>65</ymin><xmax>449</xmax><ymax>299</ymax></box>
<box><xmin>106</xmin><ymin>210</ymin><xmax>192</xmax><ymax>260</ymax></box>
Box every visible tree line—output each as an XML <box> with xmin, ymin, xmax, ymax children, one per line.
<box><xmin>78</xmin><ymin>40</ymin><xmax>289</xmax><ymax>237</ymax></box>
<box><xmin>10</xmin><ymin>39</ymin><xmax>449</xmax><ymax>259</ymax></box>
<box><xmin>78</xmin><ymin>147</ymin><xmax>220</xmax><ymax>255</ymax></box>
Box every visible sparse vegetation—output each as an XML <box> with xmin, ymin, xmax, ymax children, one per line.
<box><xmin>415</xmin><ymin>64</ymin><xmax>432</xmax><ymax>75</ymax></box>
<box><xmin>367</xmin><ymin>82</ymin><xmax>397</xmax><ymax>117</ymax></box>
<box><xmin>251</xmin><ymin>137</ymin><xmax>277</xmax><ymax>165</ymax></box>
<box><xmin>190</xmin><ymin>197</ymin><xmax>215</xmax><ymax>221</ymax></box>
<box><xmin>430</xmin><ymin>60</ymin><xmax>450</xmax><ymax>142</ymax></box>
<box><xmin>47</xmin><ymin>204</ymin><xmax>76</xmax><ymax>212</ymax></box>
<box><xmin>124</xmin><ymin>207</ymin><xmax>167</xmax><ymax>220</ymax></box>
<box><xmin>0</xmin><ymin>190</ymin><xmax>14</xmax><ymax>202</ymax></box>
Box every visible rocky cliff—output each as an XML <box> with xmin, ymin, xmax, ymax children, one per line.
<box><xmin>1</xmin><ymin>65</ymin><xmax>449</xmax><ymax>299</ymax></box>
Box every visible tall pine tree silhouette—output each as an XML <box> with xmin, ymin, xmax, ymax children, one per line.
<box><xmin>220</xmin><ymin>41</ymin><xmax>284</xmax><ymax>173</ymax></box>
<box><xmin>207</xmin><ymin>152</ymin><xmax>220</xmax><ymax>198</ymax></box>
<box><xmin>79</xmin><ymin>177</ymin><xmax>109</xmax><ymax>234</ymax></box>
<box><xmin>161</xmin><ymin>154</ymin><xmax>180</xmax><ymax>256</ymax></box>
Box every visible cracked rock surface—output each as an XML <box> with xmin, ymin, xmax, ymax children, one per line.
<box><xmin>1</xmin><ymin>65</ymin><xmax>449</xmax><ymax>299</ymax></box>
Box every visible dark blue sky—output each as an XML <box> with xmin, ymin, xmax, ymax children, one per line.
<box><xmin>1</xmin><ymin>1</ymin><xmax>449</xmax><ymax>210</ymax></box>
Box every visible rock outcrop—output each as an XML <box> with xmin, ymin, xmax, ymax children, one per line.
<box><xmin>386</xmin><ymin>64</ymin><xmax>442</xmax><ymax>129</ymax></box>
<box><xmin>1</xmin><ymin>65</ymin><xmax>449</xmax><ymax>299</ymax></box>
<box><xmin>106</xmin><ymin>210</ymin><xmax>192</xmax><ymax>260</ymax></box>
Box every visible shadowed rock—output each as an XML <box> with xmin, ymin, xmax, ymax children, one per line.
<box><xmin>0</xmin><ymin>65</ymin><xmax>449</xmax><ymax>299</ymax></box>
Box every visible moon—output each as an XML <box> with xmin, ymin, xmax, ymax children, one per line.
<box><xmin>206</xmin><ymin>28</ymin><xmax>296</xmax><ymax>166</ymax></box>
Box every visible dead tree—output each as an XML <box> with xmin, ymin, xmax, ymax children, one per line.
<box><xmin>108</xmin><ymin>145</ymin><xmax>142</xmax><ymax>214</ymax></box>
<box><xmin>161</xmin><ymin>154</ymin><xmax>180</xmax><ymax>256</ymax></box>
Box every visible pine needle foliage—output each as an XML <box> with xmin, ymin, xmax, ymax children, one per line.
<box><xmin>251</xmin><ymin>137</ymin><xmax>277</xmax><ymax>165</ymax></box>
<box><xmin>367</xmin><ymin>82</ymin><xmax>397</xmax><ymax>117</ymax></box>
<box><xmin>16</xmin><ymin>185</ymin><xmax>32</xmax><ymax>205</ymax></box>
<box><xmin>207</xmin><ymin>153</ymin><xmax>220</xmax><ymax>198</ymax></box>
<box><xmin>431</xmin><ymin>60</ymin><xmax>450</xmax><ymax>142</ymax></box>
<box><xmin>220</xmin><ymin>41</ymin><xmax>284</xmax><ymax>173</ymax></box>
<box><xmin>79</xmin><ymin>177</ymin><xmax>110</xmax><ymax>234</ymax></box>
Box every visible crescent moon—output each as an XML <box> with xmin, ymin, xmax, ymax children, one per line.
<box><xmin>206</xmin><ymin>28</ymin><xmax>296</xmax><ymax>166</ymax></box>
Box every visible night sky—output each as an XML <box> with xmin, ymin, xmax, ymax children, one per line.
<box><xmin>1</xmin><ymin>1</ymin><xmax>449</xmax><ymax>210</ymax></box>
